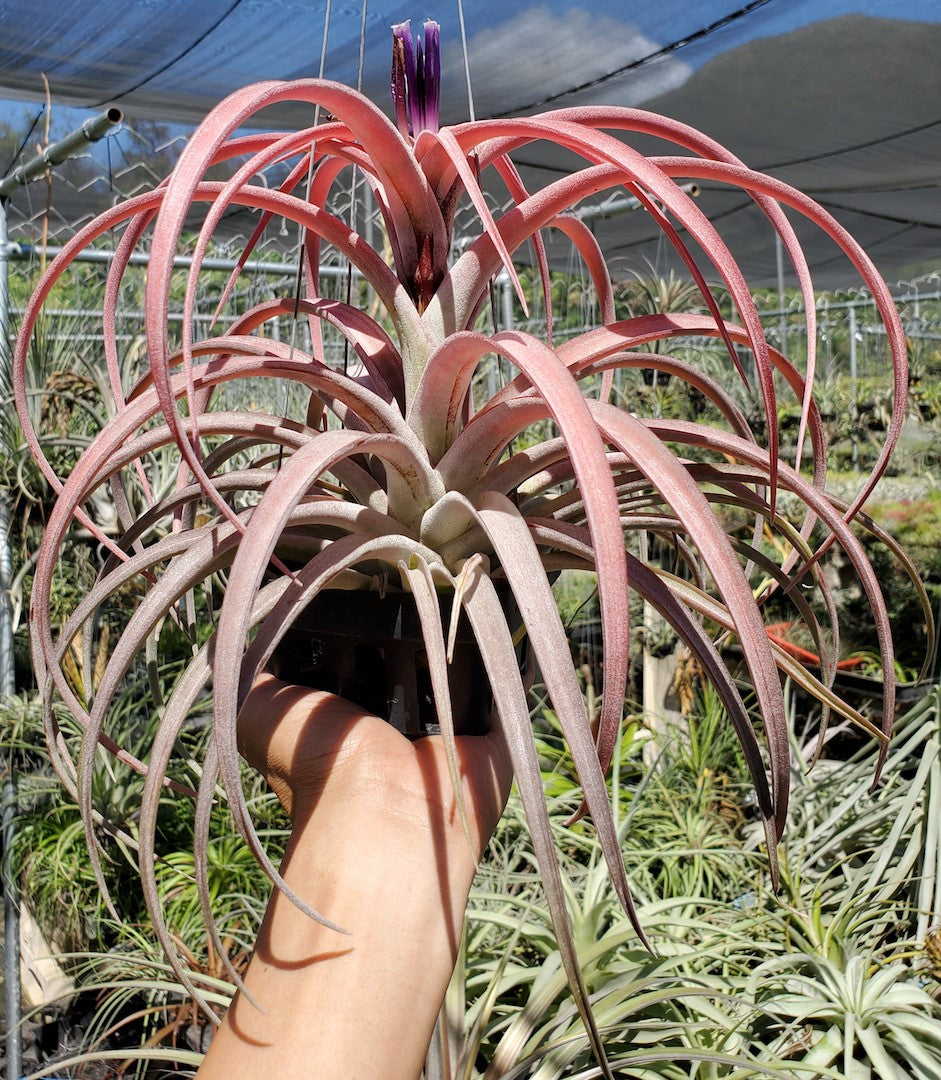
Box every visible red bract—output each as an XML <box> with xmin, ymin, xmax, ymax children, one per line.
<box><xmin>16</xmin><ymin>72</ymin><xmax>913</xmax><ymax>1070</ymax></box>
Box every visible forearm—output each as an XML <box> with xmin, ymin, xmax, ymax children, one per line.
<box><xmin>198</xmin><ymin>787</ymin><xmax>479</xmax><ymax>1079</ymax></box>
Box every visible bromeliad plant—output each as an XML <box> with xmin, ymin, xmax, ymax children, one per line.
<box><xmin>14</xmin><ymin>18</ymin><xmax>918</xmax><ymax>1069</ymax></box>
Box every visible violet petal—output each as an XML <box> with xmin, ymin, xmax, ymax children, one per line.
<box><xmin>391</xmin><ymin>21</ymin><xmax>415</xmax><ymax>136</ymax></box>
<box><xmin>423</xmin><ymin>20</ymin><xmax>441</xmax><ymax>133</ymax></box>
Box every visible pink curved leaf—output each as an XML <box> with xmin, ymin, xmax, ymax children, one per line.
<box><xmin>459</xmin><ymin>569</ymin><xmax>614</xmax><ymax>1076</ymax></box>
<box><xmin>472</xmin><ymin>490</ymin><xmax>653</xmax><ymax>944</ymax></box>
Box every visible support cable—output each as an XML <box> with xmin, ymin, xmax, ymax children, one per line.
<box><xmin>456</xmin><ymin>0</ymin><xmax>477</xmax><ymax>123</ymax></box>
<box><xmin>94</xmin><ymin>0</ymin><xmax>246</xmax><ymax>106</ymax></box>
<box><xmin>501</xmin><ymin>0</ymin><xmax>775</xmax><ymax>116</ymax></box>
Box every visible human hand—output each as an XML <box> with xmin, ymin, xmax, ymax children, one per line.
<box><xmin>199</xmin><ymin>672</ymin><xmax>513</xmax><ymax>1080</ymax></box>
<box><xmin>237</xmin><ymin>671</ymin><xmax>513</xmax><ymax>859</ymax></box>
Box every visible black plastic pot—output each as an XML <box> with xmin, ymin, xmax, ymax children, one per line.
<box><xmin>270</xmin><ymin>589</ymin><xmax>517</xmax><ymax>738</ymax></box>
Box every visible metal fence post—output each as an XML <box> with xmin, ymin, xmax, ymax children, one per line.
<box><xmin>1</xmin><ymin>496</ymin><xmax>20</xmax><ymax>1080</ymax></box>
<box><xmin>1</xmin><ymin>107</ymin><xmax>122</xmax><ymax>1080</ymax></box>
<box><xmin>1</xmin><ymin>185</ymin><xmax>24</xmax><ymax>1080</ymax></box>
<box><xmin>849</xmin><ymin>303</ymin><xmax>859</xmax><ymax>471</ymax></box>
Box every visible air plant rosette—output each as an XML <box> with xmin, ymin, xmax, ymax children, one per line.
<box><xmin>14</xmin><ymin>17</ymin><xmax>928</xmax><ymax>1068</ymax></box>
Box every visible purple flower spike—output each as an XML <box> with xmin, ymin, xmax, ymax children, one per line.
<box><xmin>391</xmin><ymin>21</ymin><xmax>415</xmax><ymax>136</ymax></box>
<box><xmin>391</xmin><ymin>18</ymin><xmax>440</xmax><ymax>137</ymax></box>
<box><xmin>420</xmin><ymin>20</ymin><xmax>441</xmax><ymax>134</ymax></box>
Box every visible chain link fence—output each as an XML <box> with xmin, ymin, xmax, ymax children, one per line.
<box><xmin>3</xmin><ymin>110</ymin><xmax>940</xmax><ymax>474</ymax></box>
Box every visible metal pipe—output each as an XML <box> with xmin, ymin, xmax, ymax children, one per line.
<box><xmin>0</xmin><ymin>220</ymin><xmax>16</xmax><ymax>1057</ymax></box>
<box><xmin>2</xmin><ymin>772</ymin><xmax>19</xmax><ymax>1080</ymax></box>
<box><xmin>500</xmin><ymin>270</ymin><xmax>515</xmax><ymax>333</ymax></box>
<box><xmin>0</xmin><ymin>506</ymin><xmax>13</xmax><ymax>702</ymax></box>
<box><xmin>5</xmin><ymin>242</ymin><xmax>361</xmax><ymax>280</ymax></box>
<box><xmin>0</xmin><ymin>108</ymin><xmax>123</xmax><ymax>200</ymax></box>
<box><xmin>486</xmin><ymin>270</ymin><xmax>514</xmax><ymax>399</ymax></box>
<box><xmin>775</xmin><ymin>231</ymin><xmax>787</xmax><ymax>348</ymax></box>
<box><xmin>573</xmin><ymin>183</ymin><xmax>700</xmax><ymax>222</ymax></box>
<box><xmin>849</xmin><ymin>304</ymin><xmax>859</xmax><ymax>471</ymax></box>
<box><xmin>0</xmin><ymin>199</ymin><xmax>9</xmax><ymax>378</ymax></box>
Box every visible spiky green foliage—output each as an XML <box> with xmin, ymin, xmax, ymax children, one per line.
<box><xmin>454</xmin><ymin>688</ymin><xmax>941</xmax><ymax>1078</ymax></box>
<box><xmin>29</xmin><ymin>689</ymin><xmax>940</xmax><ymax>1079</ymax></box>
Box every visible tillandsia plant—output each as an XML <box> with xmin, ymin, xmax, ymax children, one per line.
<box><xmin>13</xmin><ymin>16</ymin><xmax>925</xmax><ymax>1070</ymax></box>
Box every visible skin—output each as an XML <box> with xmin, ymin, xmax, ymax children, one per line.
<box><xmin>196</xmin><ymin>673</ymin><xmax>513</xmax><ymax>1080</ymax></box>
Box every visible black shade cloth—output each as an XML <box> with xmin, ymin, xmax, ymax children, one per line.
<box><xmin>1</xmin><ymin>0</ymin><xmax>938</xmax><ymax>288</ymax></box>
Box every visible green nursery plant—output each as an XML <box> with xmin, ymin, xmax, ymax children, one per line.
<box><xmin>12</xmin><ymin>17</ymin><xmax>918</xmax><ymax>1072</ymax></box>
<box><xmin>449</xmin><ymin>689</ymin><xmax>941</xmax><ymax>1079</ymax></box>
<box><xmin>27</xmin><ymin>690</ymin><xmax>941</xmax><ymax>1078</ymax></box>
<box><xmin>2</xmin><ymin>678</ymin><xmax>280</xmax><ymax>966</ymax></box>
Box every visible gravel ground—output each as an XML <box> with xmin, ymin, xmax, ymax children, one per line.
<box><xmin>837</xmin><ymin>474</ymin><xmax>937</xmax><ymax>505</ymax></box>
<box><xmin>773</xmin><ymin>473</ymin><xmax>937</xmax><ymax>515</ymax></box>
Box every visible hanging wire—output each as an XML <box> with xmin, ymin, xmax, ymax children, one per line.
<box><xmin>456</xmin><ymin>1</ymin><xmax>513</xmax><ymax>436</ymax></box>
<box><xmin>760</xmin><ymin>115</ymin><xmax>941</xmax><ymax>173</ymax></box>
<box><xmin>356</xmin><ymin>0</ymin><xmax>368</xmax><ymax>91</ymax></box>
<box><xmin>286</xmin><ymin>0</ymin><xmax>333</xmax><ymax>377</ymax></box>
<box><xmin>343</xmin><ymin>0</ymin><xmax>369</xmax><ymax>375</ymax></box>
<box><xmin>105</xmin><ymin>132</ymin><xmax>118</xmax><ymax>377</ymax></box>
<box><xmin>456</xmin><ymin>0</ymin><xmax>477</xmax><ymax>124</ymax></box>
<box><xmin>267</xmin><ymin>0</ymin><xmax>335</xmax><ymax>466</ymax></box>
<box><xmin>2</xmin><ymin>109</ymin><xmax>45</xmax><ymax>177</ymax></box>
<box><xmin>456</xmin><ymin>0</ymin><xmax>498</xmax><ymax>341</ymax></box>
<box><xmin>105</xmin><ymin>136</ymin><xmax>115</xmax><ymax>197</ymax></box>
